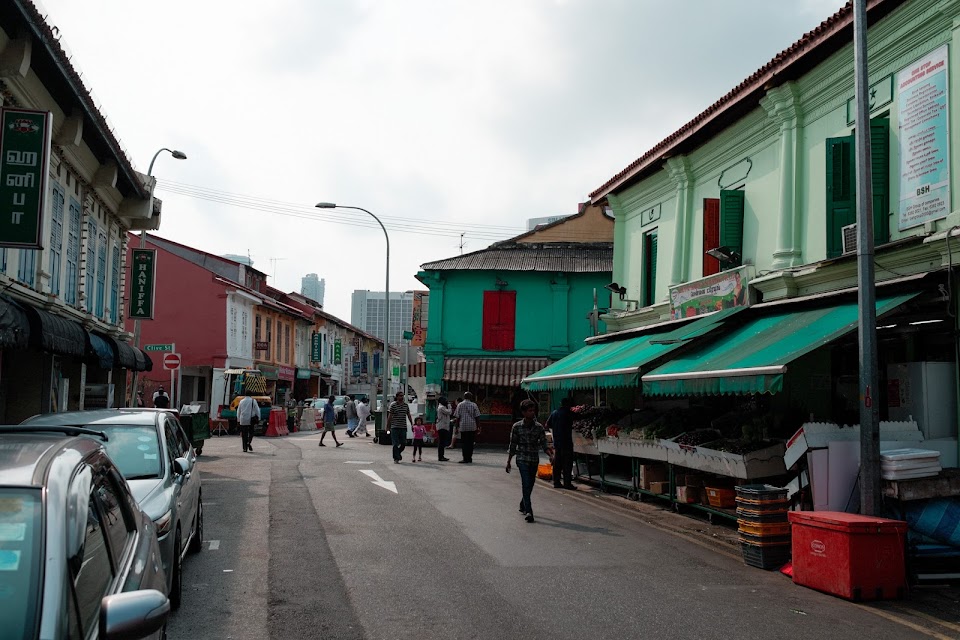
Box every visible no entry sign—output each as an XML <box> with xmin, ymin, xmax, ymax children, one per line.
<box><xmin>162</xmin><ymin>353</ymin><xmax>181</xmax><ymax>371</ymax></box>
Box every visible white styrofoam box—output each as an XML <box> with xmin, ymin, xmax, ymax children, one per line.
<box><xmin>808</xmin><ymin>449</ymin><xmax>830</xmax><ymax>511</ymax></box>
<box><xmin>881</xmin><ymin>467</ymin><xmax>941</xmax><ymax>480</ymax></box>
<box><xmin>666</xmin><ymin>441</ymin><xmax>786</xmax><ymax>479</ymax></box>
<box><xmin>881</xmin><ymin>459</ymin><xmax>943</xmax><ymax>471</ymax></box>
<box><xmin>880</xmin><ymin>448</ymin><xmax>942</xmax><ymax>461</ymax></box>
<box><xmin>919</xmin><ymin>438</ymin><xmax>958</xmax><ymax>469</ymax></box>
<box><xmin>596</xmin><ymin>437</ymin><xmax>669</xmax><ymax>461</ymax></box>
<box><xmin>785</xmin><ymin>423</ymin><xmax>856</xmax><ymax>470</ymax></box>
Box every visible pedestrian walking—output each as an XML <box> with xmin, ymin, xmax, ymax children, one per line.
<box><xmin>435</xmin><ymin>396</ymin><xmax>452</xmax><ymax>461</ymax></box>
<box><xmin>453</xmin><ymin>391</ymin><xmax>481</xmax><ymax>463</ymax></box>
<box><xmin>388</xmin><ymin>391</ymin><xmax>412</xmax><ymax>463</ymax></box>
<box><xmin>344</xmin><ymin>395</ymin><xmax>359</xmax><ymax>436</ymax></box>
<box><xmin>152</xmin><ymin>386</ymin><xmax>170</xmax><ymax>409</ymax></box>
<box><xmin>411</xmin><ymin>416</ymin><xmax>425</xmax><ymax>462</ymax></box>
<box><xmin>546</xmin><ymin>397</ymin><xmax>576</xmax><ymax>489</ymax></box>
<box><xmin>318</xmin><ymin>395</ymin><xmax>343</xmax><ymax>447</ymax></box>
<box><xmin>237</xmin><ymin>395</ymin><xmax>259</xmax><ymax>453</ymax></box>
<box><xmin>135</xmin><ymin>390</ymin><xmax>145</xmax><ymax>407</ymax></box>
<box><xmin>506</xmin><ymin>399</ymin><xmax>554</xmax><ymax>523</ymax></box>
<box><xmin>355</xmin><ymin>398</ymin><xmax>371</xmax><ymax>436</ymax></box>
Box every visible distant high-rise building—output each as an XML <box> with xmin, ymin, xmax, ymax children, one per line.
<box><xmin>222</xmin><ymin>253</ymin><xmax>253</xmax><ymax>266</ymax></box>
<box><xmin>351</xmin><ymin>291</ymin><xmax>415</xmax><ymax>346</ymax></box>
<box><xmin>526</xmin><ymin>215</ymin><xmax>569</xmax><ymax>230</ymax></box>
<box><xmin>301</xmin><ymin>273</ymin><xmax>325</xmax><ymax>306</ymax></box>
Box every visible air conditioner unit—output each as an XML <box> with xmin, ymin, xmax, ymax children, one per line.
<box><xmin>841</xmin><ymin>223</ymin><xmax>857</xmax><ymax>254</ymax></box>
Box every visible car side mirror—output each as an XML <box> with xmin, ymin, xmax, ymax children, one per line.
<box><xmin>100</xmin><ymin>589</ymin><xmax>169</xmax><ymax>640</ymax></box>
<box><xmin>173</xmin><ymin>457</ymin><xmax>191</xmax><ymax>476</ymax></box>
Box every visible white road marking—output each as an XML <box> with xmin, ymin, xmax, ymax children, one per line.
<box><xmin>344</xmin><ymin>461</ymin><xmax>374</xmax><ymax>464</ymax></box>
<box><xmin>360</xmin><ymin>469</ymin><xmax>398</xmax><ymax>494</ymax></box>
<box><xmin>208</xmin><ymin>540</ymin><xmax>220</xmax><ymax>550</ymax></box>
<box><xmin>223</xmin><ymin>569</ymin><xmax>233</xmax><ymax>573</ymax></box>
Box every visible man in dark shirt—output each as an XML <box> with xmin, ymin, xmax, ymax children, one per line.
<box><xmin>506</xmin><ymin>399</ymin><xmax>554</xmax><ymax>523</ymax></box>
<box><xmin>388</xmin><ymin>391</ymin><xmax>411</xmax><ymax>463</ymax></box>
<box><xmin>547</xmin><ymin>397</ymin><xmax>575</xmax><ymax>489</ymax></box>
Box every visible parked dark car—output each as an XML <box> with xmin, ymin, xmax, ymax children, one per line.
<box><xmin>0</xmin><ymin>426</ymin><xmax>169</xmax><ymax>640</ymax></box>
<box><xmin>24</xmin><ymin>409</ymin><xmax>203</xmax><ymax>609</ymax></box>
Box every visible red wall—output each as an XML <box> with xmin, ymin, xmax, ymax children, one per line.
<box><xmin>124</xmin><ymin>235</ymin><xmax>227</xmax><ymax>386</ymax></box>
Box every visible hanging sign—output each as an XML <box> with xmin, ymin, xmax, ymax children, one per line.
<box><xmin>0</xmin><ymin>108</ymin><xmax>52</xmax><ymax>249</ymax></box>
<box><xmin>334</xmin><ymin>339</ymin><xmax>342</xmax><ymax>365</ymax></box>
<box><xmin>310</xmin><ymin>332</ymin><xmax>322</xmax><ymax>362</ymax></box>
<box><xmin>128</xmin><ymin>249</ymin><xmax>157</xmax><ymax>319</ymax></box>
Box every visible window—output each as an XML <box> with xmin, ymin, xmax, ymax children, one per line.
<box><xmin>702</xmin><ymin>190</ymin><xmax>744</xmax><ymax>276</ymax></box>
<box><xmin>266</xmin><ymin>318</ymin><xmax>272</xmax><ymax>359</ymax></box>
<box><xmin>110</xmin><ymin>243</ymin><xmax>120</xmax><ymax>323</ymax></box>
<box><xmin>284</xmin><ymin>324</ymin><xmax>291</xmax><ymax>363</ymax></box>
<box><xmin>69</xmin><ymin>492</ymin><xmax>113</xmax><ymax>638</ymax></box>
<box><xmin>95</xmin><ymin>230</ymin><xmax>107</xmax><ymax>318</ymax></box>
<box><xmin>481</xmin><ymin>290</ymin><xmax>516</xmax><ymax>351</ymax></box>
<box><xmin>164</xmin><ymin>421</ymin><xmax>184</xmax><ymax>468</ymax></box>
<box><xmin>49</xmin><ymin>183</ymin><xmax>65</xmax><ymax>295</ymax></box>
<box><xmin>17</xmin><ymin>249</ymin><xmax>36</xmax><ymax>287</ymax></box>
<box><xmin>825</xmin><ymin>118</ymin><xmax>889</xmax><ymax>258</ymax></box>
<box><xmin>643</xmin><ymin>230</ymin><xmax>658</xmax><ymax>307</ymax></box>
<box><xmin>96</xmin><ymin>472</ymin><xmax>133</xmax><ymax>565</ymax></box>
<box><xmin>85</xmin><ymin>219</ymin><xmax>97</xmax><ymax>312</ymax></box>
<box><xmin>65</xmin><ymin>199</ymin><xmax>81</xmax><ymax>305</ymax></box>
<box><xmin>276</xmin><ymin>321</ymin><xmax>283</xmax><ymax>360</ymax></box>
<box><xmin>255</xmin><ymin>314</ymin><xmax>262</xmax><ymax>341</ymax></box>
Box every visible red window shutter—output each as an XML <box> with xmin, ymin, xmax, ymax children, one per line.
<box><xmin>703</xmin><ymin>198</ymin><xmax>721</xmax><ymax>276</ymax></box>
<box><xmin>498</xmin><ymin>291</ymin><xmax>516</xmax><ymax>351</ymax></box>
<box><xmin>482</xmin><ymin>291</ymin><xmax>500</xmax><ymax>350</ymax></box>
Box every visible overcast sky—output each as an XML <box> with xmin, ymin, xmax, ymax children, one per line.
<box><xmin>38</xmin><ymin>0</ymin><xmax>846</xmax><ymax>321</ymax></box>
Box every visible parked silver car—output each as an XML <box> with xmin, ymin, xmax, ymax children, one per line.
<box><xmin>24</xmin><ymin>409</ymin><xmax>203</xmax><ymax>610</ymax></box>
<box><xmin>0</xmin><ymin>426</ymin><xmax>169</xmax><ymax>639</ymax></box>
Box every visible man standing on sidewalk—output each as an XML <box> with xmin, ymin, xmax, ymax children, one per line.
<box><xmin>547</xmin><ymin>397</ymin><xmax>575</xmax><ymax>489</ymax></box>
<box><xmin>388</xmin><ymin>391</ymin><xmax>412</xmax><ymax>463</ymax></box>
<box><xmin>453</xmin><ymin>391</ymin><xmax>481</xmax><ymax>463</ymax></box>
<box><xmin>506</xmin><ymin>399</ymin><xmax>553</xmax><ymax>523</ymax></box>
<box><xmin>237</xmin><ymin>395</ymin><xmax>259</xmax><ymax>453</ymax></box>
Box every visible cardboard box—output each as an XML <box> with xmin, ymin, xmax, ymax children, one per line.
<box><xmin>676</xmin><ymin>486</ymin><xmax>700</xmax><ymax>503</ymax></box>
<box><xmin>639</xmin><ymin>464</ymin><xmax>668</xmax><ymax>490</ymax></box>
<box><xmin>649</xmin><ymin>481</ymin><xmax>670</xmax><ymax>495</ymax></box>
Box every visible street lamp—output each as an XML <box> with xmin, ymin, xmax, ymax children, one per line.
<box><xmin>315</xmin><ymin>202</ymin><xmax>391</xmax><ymax>416</ymax></box>
<box><xmin>130</xmin><ymin>148</ymin><xmax>187</xmax><ymax>405</ymax></box>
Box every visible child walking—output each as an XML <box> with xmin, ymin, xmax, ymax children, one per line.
<box><xmin>411</xmin><ymin>416</ymin><xmax>425</xmax><ymax>462</ymax></box>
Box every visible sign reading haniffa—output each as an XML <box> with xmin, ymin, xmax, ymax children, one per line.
<box><xmin>669</xmin><ymin>266</ymin><xmax>751</xmax><ymax>320</ymax></box>
<box><xmin>129</xmin><ymin>249</ymin><xmax>157</xmax><ymax>319</ymax></box>
<box><xmin>898</xmin><ymin>45</ymin><xmax>950</xmax><ymax>230</ymax></box>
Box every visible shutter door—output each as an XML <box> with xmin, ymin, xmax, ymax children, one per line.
<box><xmin>703</xmin><ymin>198</ymin><xmax>721</xmax><ymax>276</ymax></box>
<box><xmin>825</xmin><ymin>135</ymin><xmax>856</xmax><ymax>258</ymax></box>
<box><xmin>482</xmin><ymin>291</ymin><xmax>499</xmax><ymax>350</ymax></box>
<box><xmin>719</xmin><ymin>190</ymin><xmax>745</xmax><ymax>258</ymax></box>
<box><xmin>498</xmin><ymin>291</ymin><xmax>516</xmax><ymax>351</ymax></box>
<box><xmin>870</xmin><ymin>119</ymin><xmax>890</xmax><ymax>245</ymax></box>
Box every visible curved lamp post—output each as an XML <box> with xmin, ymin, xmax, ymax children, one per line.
<box><xmin>315</xmin><ymin>202</ymin><xmax>390</xmax><ymax>412</ymax></box>
<box><xmin>131</xmin><ymin>148</ymin><xmax>187</xmax><ymax>405</ymax></box>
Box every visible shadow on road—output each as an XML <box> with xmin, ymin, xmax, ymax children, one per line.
<box><xmin>532</xmin><ymin>517</ymin><xmax>622</xmax><ymax>537</ymax></box>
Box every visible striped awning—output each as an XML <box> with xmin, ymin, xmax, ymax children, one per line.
<box><xmin>407</xmin><ymin>362</ymin><xmax>426</xmax><ymax>378</ymax></box>
<box><xmin>443</xmin><ymin>357</ymin><xmax>551</xmax><ymax>388</ymax></box>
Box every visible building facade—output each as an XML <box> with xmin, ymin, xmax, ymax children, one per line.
<box><xmin>351</xmin><ymin>290</ymin><xmax>415</xmax><ymax>346</ymax></box>
<box><xmin>301</xmin><ymin>273</ymin><xmax>325</xmax><ymax>306</ymax></box>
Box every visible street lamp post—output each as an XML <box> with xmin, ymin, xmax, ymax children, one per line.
<box><xmin>315</xmin><ymin>202</ymin><xmax>390</xmax><ymax>419</ymax></box>
<box><xmin>130</xmin><ymin>148</ymin><xmax>187</xmax><ymax>406</ymax></box>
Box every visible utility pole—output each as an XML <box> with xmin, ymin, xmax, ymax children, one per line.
<box><xmin>459</xmin><ymin>233</ymin><xmax>466</xmax><ymax>255</ymax></box>
<box><xmin>853</xmin><ymin>0</ymin><xmax>881</xmax><ymax>516</ymax></box>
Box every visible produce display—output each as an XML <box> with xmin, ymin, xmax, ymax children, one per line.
<box><xmin>477</xmin><ymin>398</ymin><xmax>512</xmax><ymax>415</ymax></box>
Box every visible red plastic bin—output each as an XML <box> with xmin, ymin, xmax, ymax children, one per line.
<box><xmin>788</xmin><ymin>511</ymin><xmax>907</xmax><ymax>601</ymax></box>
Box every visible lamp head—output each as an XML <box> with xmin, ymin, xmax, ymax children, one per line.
<box><xmin>315</xmin><ymin>202</ymin><xmax>336</xmax><ymax>209</ymax></box>
<box><xmin>705</xmin><ymin>246</ymin><xmax>741</xmax><ymax>265</ymax></box>
<box><xmin>171</xmin><ymin>150</ymin><xmax>187</xmax><ymax>160</ymax></box>
<box><xmin>604</xmin><ymin>282</ymin><xmax>626</xmax><ymax>297</ymax></box>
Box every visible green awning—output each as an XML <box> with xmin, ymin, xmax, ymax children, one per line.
<box><xmin>521</xmin><ymin>308</ymin><xmax>742</xmax><ymax>391</ymax></box>
<box><xmin>641</xmin><ymin>292</ymin><xmax>918</xmax><ymax>397</ymax></box>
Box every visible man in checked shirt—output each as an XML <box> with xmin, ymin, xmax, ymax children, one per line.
<box><xmin>506</xmin><ymin>399</ymin><xmax>554</xmax><ymax>523</ymax></box>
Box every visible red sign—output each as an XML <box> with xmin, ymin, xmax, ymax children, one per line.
<box><xmin>162</xmin><ymin>353</ymin><xmax>181</xmax><ymax>371</ymax></box>
<box><xmin>255</xmin><ymin>341</ymin><xmax>269</xmax><ymax>351</ymax></box>
<box><xmin>278</xmin><ymin>365</ymin><xmax>295</xmax><ymax>381</ymax></box>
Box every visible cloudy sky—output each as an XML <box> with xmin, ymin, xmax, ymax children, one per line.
<box><xmin>38</xmin><ymin>0</ymin><xmax>846</xmax><ymax>321</ymax></box>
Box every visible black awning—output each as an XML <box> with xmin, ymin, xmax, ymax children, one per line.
<box><xmin>107</xmin><ymin>336</ymin><xmax>138</xmax><ymax>369</ymax></box>
<box><xmin>132</xmin><ymin>347</ymin><xmax>147</xmax><ymax>372</ymax></box>
<box><xmin>139</xmin><ymin>349</ymin><xmax>153</xmax><ymax>372</ymax></box>
<box><xmin>87</xmin><ymin>333</ymin><xmax>115</xmax><ymax>370</ymax></box>
<box><xmin>21</xmin><ymin>303</ymin><xmax>87</xmax><ymax>357</ymax></box>
<box><xmin>0</xmin><ymin>296</ymin><xmax>30</xmax><ymax>350</ymax></box>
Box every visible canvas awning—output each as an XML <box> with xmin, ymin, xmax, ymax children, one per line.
<box><xmin>444</xmin><ymin>357</ymin><xmax>551</xmax><ymax>388</ymax></box>
<box><xmin>87</xmin><ymin>333</ymin><xmax>115</xmax><ymax>370</ymax></box>
<box><xmin>22</xmin><ymin>304</ymin><xmax>86</xmax><ymax>357</ymax></box>
<box><xmin>0</xmin><ymin>296</ymin><xmax>29</xmax><ymax>350</ymax></box>
<box><xmin>521</xmin><ymin>308</ymin><xmax>742</xmax><ymax>391</ymax></box>
<box><xmin>641</xmin><ymin>292</ymin><xmax>919</xmax><ymax>397</ymax></box>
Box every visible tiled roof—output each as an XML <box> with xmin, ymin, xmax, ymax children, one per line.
<box><xmin>420</xmin><ymin>242</ymin><xmax>612</xmax><ymax>273</ymax></box>
<box><xmin>590</xmin><ymin>0</ymin><xmax>904</xmax><ymax>200</ymax></box>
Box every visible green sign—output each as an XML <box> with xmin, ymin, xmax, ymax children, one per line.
<box><xmin>0</xmin><ymin>108</ymin><xmax>52</xmax><ymax>249</ymax></box>
<box><xmin>402</xmin><ymin>330</ymin><xmax>414</xmax><ymax>341</ymax></box>
<box><xmin>311</xmin><ymin>332</ymin><xmax>322</xmax><ymax>362</ymax></box>
<box><xmin>129</xmin><ymin>249</ymin><xmax>157</xmax><ymax>319</ymax></box>
<box><xmin>144</xmin><ymin>344</ymin><xmax>174</xmax><ymax>352</ymax></box>
<box><xmin>334</xmin><ymin>339</ymin><xmax>342</xmax><ymax>365</ymax></box>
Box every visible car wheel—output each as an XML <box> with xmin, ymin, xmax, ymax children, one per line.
<box><xmin>189</xmin><ymin>498</ymin><xmax>203</xmax><ymax>554</ymax></box>
<box><xmin>170</xmin><ymin>530</ymin><xmax>182</xmax><ymax>610</ymax></box>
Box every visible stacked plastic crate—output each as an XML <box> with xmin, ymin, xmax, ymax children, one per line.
<box><xmin>736</xmin><ymin>484</ymin><xmax>791</xmax><ymax>570</ymax></box>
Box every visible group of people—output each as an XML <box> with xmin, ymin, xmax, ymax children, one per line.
<box><xmin>386</xmin><ymin>391</ymin><xmax>482</xmax><ymax>464</ymax></box>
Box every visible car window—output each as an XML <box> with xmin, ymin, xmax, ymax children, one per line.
<box><xmin>87</xmin><ymin>425</ymin><xmax>162</xmax><ymax>480</ymax></box>
<box><xmin>69</xmin><ymin>492</ymin><xmax>114</xmax><ymax>639</ymax></box>
<box><xmin>171</xmin><ymin>418</ymin><xmax>192</xmax><ymax>455</ymax></box>
<box><xmin>164</xmin><ymin>421</ymin><xmax>183</xmax><ymax>464</ymax></box>
<box><xmin>0</xmin><ymin>489</ymin><xmax>43</xmax><ymax>640</ymax></box>
<box><xmin>95</xmin><ymin>471</ymin><xmax>134</xmax><ymax>566</ymax></box>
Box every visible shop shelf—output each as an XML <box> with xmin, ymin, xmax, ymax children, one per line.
<box><xmin>596</xmin><ymin>436</ymin><xmax>670</xmax><ymax>461</ymax></box>
<box><xmin>665</xmin><ymin>440</ymin><xmax>787</xmax><ymax>479</ymax></box>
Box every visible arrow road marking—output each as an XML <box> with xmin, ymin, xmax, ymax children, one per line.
<box><xmin>208</xmin><ymin>540</ymin><xmax>220</xmax><ymax>550</ymax></box>
<box><xmin>361</xmin><ymin>469</ymin><xmax>397</xmax><ymax>494</ymax></box>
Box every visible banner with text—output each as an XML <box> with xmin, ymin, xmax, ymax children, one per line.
<box><xmin>129</xmin><ymin>249</ymin><xmax>157</xmax><ymax>319</ymax></box>
<box><xmin>411</xmin><ymin>291</ymin><xmax>429</xmax><ymax>346</ymax></box>
<box><xmin>898</xmin><ymin>45</ymin><xmax>950</xmax><ymax>230</ymax></box>
<box><xmin>669</xmin><ymin>266</ymin><xmax>750</xmax><ymax>319</ymax></box>
<box><xmin>0</xmin><ymin>108</ymin><xmax>52</xmax><ymax>249</ymax></box>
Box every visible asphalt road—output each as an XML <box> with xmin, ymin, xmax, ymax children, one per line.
<box><xmin>166</xmin><ymin>429</ymin><xmax>959</xmax><ymax>640</ymax></box>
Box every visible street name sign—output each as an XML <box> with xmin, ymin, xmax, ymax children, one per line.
<box><xmin>144</xmin><ymin>344</ymin><xmax>174</xmax><ymax>352</ymax></box>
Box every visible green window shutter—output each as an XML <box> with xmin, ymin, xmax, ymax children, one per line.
<box><xmin>644</xmin><ymin>231</ymin><xmax>658</xmax><ymax>307</ymax></box>
<box><xmin>870</xmin><ymin>119</ymin><xmax>890</xmax><ymax>245</ymax></box>
<box><xmin>719</xmin><ymin>189</ymin><xmax>745</xmax><ymax>258</ymax></box>
<box><xmin>825</xmin><ymin>135</ymin><xmax>856</xmax><ymax>259</ymax></box>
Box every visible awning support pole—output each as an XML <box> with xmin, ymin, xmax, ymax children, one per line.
<box><xmin>854</xmin><ymin>0</ymin><xmax>881</xmax><ymax>516</ymax></box>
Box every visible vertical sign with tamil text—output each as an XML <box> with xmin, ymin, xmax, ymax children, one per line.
<box><xmin>334</xmin><ymin>338</ymin><xmax>342</xmax><ymax>365</ymax></box>
<box><xmin>0</xmin><ymin>108</ymin><xmax>52</xmax><ymax>248</ymax></box>
<box><xmin>898</xmin><ymin>45</ymin><xmax>950</xmax><ymax>230</ymax></box>
<box><xmin>129</xmin><ymin>249</ymin><xmax>157</xmax><ymax>319</ymax></box>
<box><xmin>310</xmin><ymin>332</ymin><xmax>322</xmax><ymax>362</ymax></box>
<box><xmin>411</xmin><ymin>291</ymin><xmax>429</xmax><ymax>346</ymax></box>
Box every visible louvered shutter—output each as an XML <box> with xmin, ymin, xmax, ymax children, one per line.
<box><xmin>498</xmin><ymin>291</ymin><xmax>516</xmax><ymax>351</ymax></box>
<box><xmin>644</xmin><ymin>231</ymin><xmax>658</xmax><ymax>307</ymax></box>
<box><xmin>719</xmin><ymin>190</ymin><xmax>745</xmax><ymax>259</ymax></box>
<box><xmin>870</xmin><ymin>119</ymin><xmax>890</xmax><ymax>245</ymax></box>
<box><xmin>825</xmin><ymin>135</ymin><xmax>856</xmax><ymax>258</ymax></box>
<box><xmin>703</xmin><ymin>198</ymin><xmax>721</xmax><ymax>276</ymax></box>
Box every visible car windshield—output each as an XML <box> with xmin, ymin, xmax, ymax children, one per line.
<box><xmin>0</xmin><ymin>489</ymin><xmax>43</xmax><ymax>640</ymax></box>
<box><xmin>334</xmin><ymin>397</ymin><xmax>346</xmax><ymax>406</ymax></box>
<box><xmin>89</xmin><ymin>425</ymin><xmax>163</xmax><ymax>479</ymax></box>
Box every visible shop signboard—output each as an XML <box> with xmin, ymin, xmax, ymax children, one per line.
<box><xmin>411</xmin><ymin>291</ymin><xmax>428</xmax><ymax>346</ymax></box>
<box><xmin>334</xmin><ymin>339</ymin><xmax>342</xmax><ymax>365</ymax></box>
<box><xmin>310</xmin><ymin>332</ymin><xmax>321</xmax><ymax>362</ymax></box>
<box><xmin>256</xmin><ymin>340</ymin><xmax>269</xmax><ymax>352</ymax></box>
<box><xmin>353</xmin><ymin>361</ymin><xmax>361</xmax><ymax>376</ymax></box>
<box><xmin>669</xmin><ymin>266</ymin><xmax>750</xmax><ymax>319</ymax></box>
<box><xmin>360</xmin><ymin>351</ymin><xmax>368</xmax><ymax>374</ymax></box>
<box><xmin>373</xmin><ymin>351</ymin><xmax>381</xmax><ymax>375</ymax></box>
<box><xmin>897</xmin><ymin>45</ymin><xmax>950</xmax><ymax>230</ymax></box>
<box><xmin>129</xmin><ymin>249</ymin><xmax>157</xmax><ymax>319</ymax></box>
<box><xmin>0</xmin><ymin>108</ymin><xmax>52</xmax><ymax>249</ymax></box>
<box><xmin>278</xmin><ymin>365</ymin><xmax>295</xmax><ymax>381</ymax></box>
